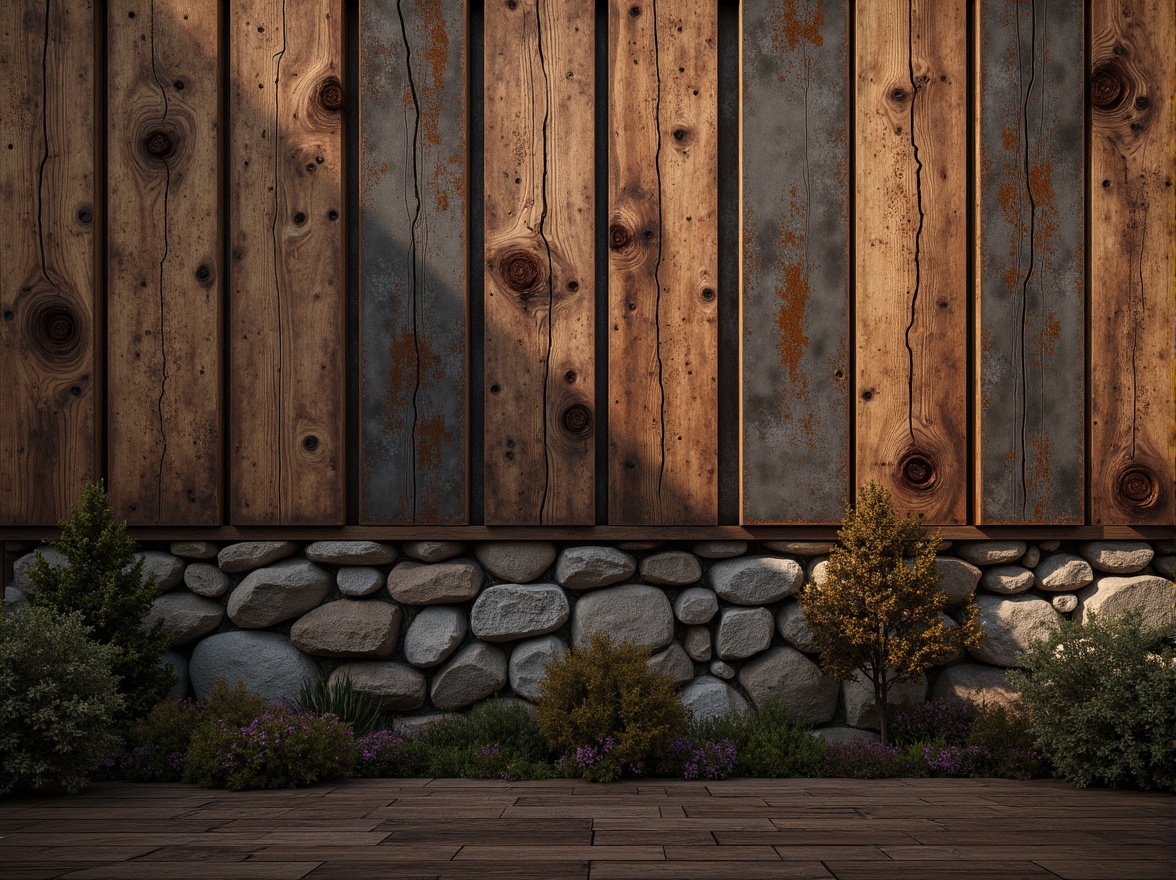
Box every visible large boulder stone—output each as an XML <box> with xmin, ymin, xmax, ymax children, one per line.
<box><xmin>135</xmin><ymin>551</ymin><xmax>185</xmax><ymax>591</ymax></box>
<box><xmin>430</xmin><ymin>642</ymin><xmax>508</xmax><ymax>711</ymax></box>
<box><xmin>934</xmin><ymin>557</ymin><xmax>982</xmax><ymax>605</ymax></box>
<box><xmin>708</xmin><ymin>555</ymin><xmax>803</xmax><ymax>605</ymax></box>
<box><xmin>330</xmin><ymin>662</ymin><xmax>426</xmax><ymax>711</ymax></box>
<box><xmin>403</xmin><ymin>606</ymin><xmax>467</xmax><ymax>668</ymax></box>
<box><xmin>170</xmin><ymin>541</ymin><xmax>219</xmax><ymax>559</ymax></box>
<box><xmin>305</xmin><ymin>541</ymin><xmax>396</xmax><ymax>566</ymax></box>
<box><xmin>954</xmin><ymin>541</ymin><xmax>1027</xmax><ymax>566</ymax></box>
<box><xmin>475</xmin><ymin>542</ymin><xmax>556</xmax><ymax>583</ymax></box>
<box><xmin>290</xmin><ymin>599</ymin><xmax>401</xmax><ymax>658</ymax></box>
<box><xmin>738</xmin><ymin>646</ymin><xmax>838</xmax><ymax>724</ymax></box>
<box><xmin>12</xmin><ymin>548</ymin><xmax>68</xmax><ymax>591</ymax></box>
<box><xmin>227</xmin><ymin>559</ymin><xmax>332</xmax><ymax>628</ymax></box>
<box><xmin>980</xmin><ymin>565</ymin><xmax>1035</xmax><ymax>595</ymax></box>
<box><xmin>715</xmin><ymin>607</ymin><xmax>774</xmax><ymax>660</ymax></box>
<box><xmin>968</xmin><ymin>594</ymin><xmax>1060</xmax><ymax>667</ymax></box>
<box><xmin>3</xmin><ymin>586</ymin><xmax>28</xmax><ymax>614</ymax></box>
<box><xmin>761</xmin><ymin>541</ymin><xmax>834</xmax><ymax>557</ymax></box>
<box><xmin>648</xmin><ymin>643</ymin><xmax>695</xmax><ymax>686</ymax></box>
<box><xmin>386</xmin><ymin>560</ymin><xmax>483</xmax><ymax>605</ymax></box>
<box><xmin>1077</xmin><ymin>541</ymin><xmax>1154</xmax><ymax>574</ymax></box>
<box><xmin>189</xmin><ymin>631</ymin><xmax>318</xmax><ymax>703</ymax></box>
<box><xmin>1076</xmin><ymin>576</ymin><xmax>1175</xmax><ymax>631</ymax></box>
<box><xmin>639</xmin><ymin>551</ymin><xmax>702</xmax><ymax>586</ymax></box>
<box><xmin>684</xmin><ymin>626</ymin><xmax>712</xmax><ymax>662</ymax></box>
<box><xmin>145</xmin><ymin>592</ymin><xmax>224</xmax><ymax>645</ymax></box>
<box><xmin>184</xmin><ymin>562</ymin><xmax>231</xmax><ymax>597</ymax></box>
<box><xmin>509</xmin><ymin>635</ymin><xmax>566</xmax><ymax>700</ymax></box>
<box><xmin>402</xmin><ymin>541</ymin><xmax>465</xmax><ymax>563</ymax></box>
<box><xmin>337</xmin><ymin>566</ymin><xmax>385</xmax><ymax>598</ymax></box>
<box><xmin>160</xmin><ymin>650</ymin><xmax>189</xmax><ymax>700</ymax></box>
<box><xmin>681</xmin><ymin>676</ymin><xmax>748</xmax><ymax>722</ymax></box>
<box><xmin>930</xmin><ymin>663</ymin><xmax>1020</xmax><ymax>708</ymax></box>
<box><xmin>217</xmin><ymin>541</ymin><xmax>297</xmax><ymax>573</ymax></box>
<box><xmin>692</xmin><ymin>541</ymin><xmax>747</xmax><ymax>559</ymax></box>
<box><xmin>555</xmin><ymin>546</ymin><xmax>636</xmax><ymax>590</ymax></box>
<box><xmin>842</xmin><ymin>670</ymin><xmax>927</xmax><ymax>730</ymax></box>
<box><xmin>1034</xmin><ymin>553</ymin><xmax>1094</xmax><ymax>591</ymax></box>
<box><xmin>571</xmin><ymin>585</ymin><xmax>674</xmax><ymax>650</ymax></box>
<box><xmin>673</xmin><ymin>587</ymin><xmax>718</xmax><ymax>625</ymax></box>
<box><xmin>470</xmin><ymin>584</ymin><xmax>569</xmax><ymax>643</ymax></box>
<box><xmin>776</xmin><ymin>601</ymin><xmax>820</xmax><ymax>653</ymax></box>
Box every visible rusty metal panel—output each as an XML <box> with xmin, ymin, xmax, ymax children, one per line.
<box><xmin>977</xmin><ymin>0</ymin><xmax>1084</xmax><ymax>524</ymax></box>
<box><xmin>741</xmin><ymin>0</ymin><xmax>850</xmax><ymax>524</ymax></box>
<box><xmin>359</xmin><ymin>0</ymin><xmax>468</xmax><ymax>524</ymax></box>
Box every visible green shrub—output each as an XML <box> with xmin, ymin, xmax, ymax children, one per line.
<box><xmin>890</xmin><ymin>699</ymin><xmax>979</xmax><ymax>748</ymax></box>
<box><xmin>407</xmin><ymin>700</ymin><xmax>558</xmax><ymax>780</ymax></box>
<box><xmin>297</xmin><ymin>674</ymin><xmax>385</xmax><ymax>737</ymax></box>
<box><xmin>1009</xmin><ymin>610</ymin><xmax>1176</xmax><ymax>791</ymax></box>
<box><xmin>108</xmin><ymin>698</ymin><xmax>202</xmax><ymax>782</ymax></box>
<box><xmin>686</xmin><ymin>699</ymin><xmax>825</xmax><ymax>778</ymax></box>
<box><xmin>198</xmin><ymin>678</ymin><xmax>272</xmax><ymax>729</ymax></box>
<box><xmin>965</xmin><ymin>703</ymin><xmax>1048</xmax><ymax>779</ymax></box>
<box><xmin>0</xmin><ymin>606</ymin><xmax>124</xmax><ymax>794</ymax></box>
<box><xmin>536</xmin><ymin>633</ymin><xmax>688</xmax><ymax>782</ymax></box>
<box><xmin>822</xmin><ymin>739</ymin><xmax>925</xmax><ymax>778</ymax></box>
<box><xmin>27</xmin><ymin>481</ymin><xmax>173</xmax><ymax>725</ymax></box>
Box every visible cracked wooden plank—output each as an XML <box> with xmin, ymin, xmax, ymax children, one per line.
<box><xmin>741</xmin><ymin>0</ymin><xmax>849</xmax><ymax>525</ymax></box>
<box><xmin>0</xmin><ymin>0</ymin><xmax>98</xmax><ymax>525</ymax></box>
<box><xmin>609</xmin><ymin>0</ymin><xmax>717</xmax><ymax>525</ymax></box>
<box><xmin>230</xmin><ymin>0</ymin><xmax>344</xmax><ymax>525</ymax></box>
<box><xmin>107</xmin><ymin>0</ymin><xmax>222</xmax><ymax>525</ymax></box>
<box><xmin>483</xmin><ymin>0</ymin><xmax>594</xmax><ymax>525</ymax></box>
<box><xmin>1089</xmin><ymin>0</ymin><xmax>1175</xmax><ymax>524</ymax></box>
<box><xmin>359</xmin><ymin>0</ymin><xmax>467</xmax><ymax>524</ymax></box>
<box><xmin>855</xmin><ymin>0</ymin><xmax>966</xmax><ymax>524</ymax></box>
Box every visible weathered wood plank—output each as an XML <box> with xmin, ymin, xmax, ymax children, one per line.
<box><xmin>741</xmin><ymin>0</ymin><xmax>850</xmax><ymax>525</ymax></box>
<box><xmin>855</xmin><ymin>0</ymin><xmax>967</xmax><ymax>524</ymax></box>
<box><xmin>608</xmin><ymin>0</ymin><xmax>718</xmax><ymax>525</ymax></box>
<box><xmin>483</xmin><ymin>0</ymin><xmax>594</xmax><ymax>525</ymax></box>
<box><xmin>1089</xmin><ymin>0</ymin><xmax>1175</xmax><ymax>524</ymax></box>
<box><xmin>107</xmin><ymin>0</ymin><xmax>222</xmax><ymax>525</ymax></box>
<box><xmin>976</xmin><ymin>0</ymin><xmax>1085</xmax><ymax>524</ymax></box>
<box><xmin>230</xmin><ymin>0</ymin><xmax>345</xmax><ymax>525</ymax></box>
<box><xmin>0</xmin><ymin>0</ymin><xmax>98</xmax><ymax>525</ymax></box>
<box><xmin>359</xmin><ymin>0</ymin><xmax>468</xmax><ymax>524</ymax></box>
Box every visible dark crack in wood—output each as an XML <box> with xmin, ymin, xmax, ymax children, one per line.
<box><xmin>270</xmin><ymin>0</ymin><xmax>289</xmax><ymax>512</ymax></box>
<box><xmin>535</xmin><ymin>0</ymin><xmax>554</xmax><ymax>524</ymax></box>
<box><xmin>652</xmin><ymin>0</ymin><xmax>666</xmax><ymax>495</ymax></box>
<box><xmin>904</xmin><ymin>0</ymin><xmax>925</xmax><ymax>442</ymax></box>
<box><xmin>36</xmin><ymin>0</ymin><xmax>51</xmax><ymax>284</ymax></box>
<box><xmin>149</xmin><ymin>0</ymin><xmax>172</xmax><ymax>519</ymax></box>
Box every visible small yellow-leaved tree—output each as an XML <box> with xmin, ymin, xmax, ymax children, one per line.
<box><xmin>799</xmin><ymin>481</ymin><xmax>983</xmax><ymax>745</ymax></box>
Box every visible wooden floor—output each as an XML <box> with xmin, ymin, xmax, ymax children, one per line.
<box><xmin>0</xmin><ymin>778</ymin><xmax>1170</xmax><ymax>879</ymax></box>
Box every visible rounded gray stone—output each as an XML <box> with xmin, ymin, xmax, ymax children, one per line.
<box><xmin>842</xmin><ymin>670</ymin><xmax>927</xmax><ymax>730</ymax></box>
<box><xmin>470</xmin><ymin>583</ymin><xmax>570</xmax><ymax>642</ymax></box>
<box><xmin>1020</xmin><ymin>546</ymin><xmax>1041</xmax><ymax>569</ymax></box>
<box><xmin>1077</xmin><ymin>541</ymin><xmax>1155</xmax><ymax>574</ymax></box>
<box><xmin>761</xmin><ymin>541</ymin><xmax>835</xmax><ymax>557</ymax></box>
<box><xmin>145</xmin><ymin>591</ymin><xmax>224</xmax><ymax>645</ymax></box>
<box><xmin>134</xmin><ymin>551</ymin><xmax>185</xmax><ymax>592</ymax></box>
<box><xmin>160</xmin><ymin>650</ymin><xmax>189</xmax><ymax>700</ymax></box>
<box><xmin>806</xmin><ymin>557</ymin><xmax>831</xmax><ymax>587</ymax></box>
<box><xmin>305</xmin><ymin>541</ymin><xmax>397</xmax><ymax>566</ymax></box>
<box><xmin>980</xmin><ymin>565</ymin><xmax>1035</xmax><ymax>596</ymax></box>
<box><xmin>1037</xmin><ymin>540</ymin><xmax>1061</xmax><ymax>552</ymax></box>
<box><xmin>1051</xmin><ymin>594</ymin><xmax>1078</xmax><ymax>613</ymax></box>
<box><xmin>189</xmin><ymin>631</ymin><xmax>318</xmax><ymax>703</ymax></box>
<box><xmin>571</xmin><ymin>585</ymin><xmax>674</xmax><ymax>650</ymax></box>
<box><xmin>684</xmin><ymin>626</ymin><xmax>712</xmax><ymax>662</ymax></box>
<box><xmin>648</xmin><ymin>643</ymin><xmax>695</xmax><ymax>686</ymax></box>
<box><xmin>290</xmin><ymin>599</ymin><xmax>401</xmax><ymax>658</ymax></box>
<box><xmin>934</xmin><ymin>556</ymin><xmax>982</xmax><ymax>605</ymax></box>
<box><xmin>12</xmin><ymin>548</ymin><xmax>68</xmax><ymax>591</ymax></box>
<box><xmin>968</xmin><ymin>594</ymin><xmax>1060</xmax><ymax>667</ymax></box>
<box><xmin>217</xmin><ymin>541</ymin><xmax>298</xmax><ymax>573</ymax></box>
<box><xmin>330</xmin><ymin>661</ymin><xmax>426</xmax><ymax>711</ymax></box>
<box><xmin>715</xmin><ymin>606</ymin><xmax>774</xmax><ymax>660</ymax></box>
<box><xmin>430</xmin><ymin>642</ymin><xmax>508</xmax><ymax>711</ymax></box>
<box><xmin>386</xmin><ymin>559</ymin><xmax>483</xmax><ymax>605</ymax></box>
<box><xmin>812</xmin><ymin>727</ymin><xmax>880</xmax><ymax>745</ymax></box>
<box><xmin>954</xmin><ymin>541</ymin><xmax>1028</xmax><ymax>566</ymax></box>
<box><xmin>738</xmin><ymin>646</ymin><xmax>838</xmax><ymax>724</ymax></box>
<box><xmin>673</xmin><ymin>587</ymin><xmax>719</xmax><ymax>625</ymax></box>
<box><xmin>1153</xmin><ymin>555</ymin><xmax>1176</xmax><ymax>580</ymax></box>
<box><xmin>404</xmin><ymin>606</ymin><xmax>467</xmax><ymax>668</ymax></box>
<box><xmin>681</xmin><ymin>676</ymin><xmax>748</xmax><ymax>722</ymax></box>
<box><xmin>402</xmin><ymin>541</ymin><xmax>466</xmax><ymax>563</ymax></box>
<box><xmin>618</xmin><ymin>542</ymin><xmax>661</xmax><ymax>551</ymax></box>
<box><xmin>555</xmin><ymin>546</ymin><xmax>636</xmax><ymax>590</ymax></box>
<box><xmin>509</xmin><ymin>635</ymin><xmax>566</xmax><ymax>700</ymax></box>
<box><xmin>639</xmin><ymin>551</ymin><xmax>702</xmax><ymax>586</ymax></box>
<box><xmin>4</xmin><ymin>586</ymin><xmax>28</xmax><ymax>614</ymax></box>
<box><xmin>169</xmin><ymin>541</ymin><xmax>219</xmax><ymax>559</ymax></box>
<box><xmin>1076</xmin><ymin>575</ymin><xmax>1175</xmax><ymax>631</ymax></box>
<box><xmin>708</xmin><ymin>555</ymin><xmax>803</xmax><ymax>605</ymax></box>
<box><xmin>692</xmin><ymin>541</ymin><xmax>747</xmax><ymax>559</ymax></box>
<box><xmin>1034</xmin><ymin>553</ymin><xmax>1094</xmax><ymax>592</ymax></box>
<box><xmin>337</xmin><ymin>566</ymin><xmax>385</xmax><ymax>598</ymax></box>
<box><xmin>776</xmin><ymin>601</ymin><xmax>819</xmax><ymax>653</ymax></box>
<box><xmin>184</xmin><ymin>562</ymin><xmax>231</xmax><ymax>597</ymax></box>
<box><xmin>930</xmin><ymin>663</ymin><xmax>1020</xmax><ymax>708</ymax></box>
<box><xmin>709</xmin><ymin>660</ymin><xmax>737</xmax><ymax>679</ymax></box>
<box><xmin>474</xmin><ymin>542</ymin><xmax>557</xmax><ymax>583</ymax></box>
<box><xmin>227</xmin><ymin>559</ymin><xmax>333</xmax><ymax>629</ymax></box>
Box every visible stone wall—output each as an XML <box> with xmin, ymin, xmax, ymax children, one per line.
<box><xmin>6</xmin><ymin>538</ymin><xmax>1175</xmax><ymax>737</ymax></box>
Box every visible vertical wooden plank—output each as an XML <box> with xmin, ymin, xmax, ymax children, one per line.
<box><xmin>1089</xmin><ymin>0</ymin><xmax>1175</xmax><ymax>524</ymax></box>
<box><xmin>741</xmin><ymin>0</ymin><xmax>850</xmax><ymax>524</ymax></box>
<box><xmin>107</xmin><ymin>0</ymin><xmax>222</xmax><ymax>525</ymax></box>
<box><xmin>230</xmin><ymin>0</ymin><xmax>345</xmax><ymax>525</ymax></box>
<box><xmin>359</xmin><ymin>0</ymin><xmax>468</xmax><ymax>524</ymax></box>
<box><xmin>609</xmin><ymin>0</ymin><xmax>718</xmax><ymax>525</ymax></box>
<box><xmin>483</xmin><ymin>0</ymin><xmax>594</xmax><ymax>525</ymax></box>
<box><xmin>0</xmin><ymin>0</ymin><xmax>98</xmax><ymax>525</ymax></box>
<box><xmin>855</xmin><ymin>0</ymin><xmax>967</xmax><ymax>524</ymax></box>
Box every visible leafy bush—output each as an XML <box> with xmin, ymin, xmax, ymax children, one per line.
<box><xmin>891</xmin><ymin>699</ymin><xmax>979</xmax><ymax>748</ymax></box>
<box><xmin>536</xmin><ymin>633</ymin><xmax>688</xmax><ymax>782</ymax></box>
<box><xmin>686</xmin><ymin>699</ymin><xmax>825</xmax><ymax>778</ymax></box>
<box><xmin>1009</xmin><ymin>610</ymin><xmax>1176</xmax><ymax>791</ymax></box>
<box><xmin>822</xmin><ymin>739</ymin><xmax>921</xmax><ymax>778</ymax></box>
<box><xmin>297</xmin><ymin>674</ymin><xmax>385</xmax><ymax>737</ymax></box>
<box><xmin>407</xmin><ymin>700</ymin><xmax>558</xmax><ymax>780</ymax></box>
<box><xmin>0</xmin><ymin>606</ymin><xmax>124</xmax><ymax>794</ymax></box>
<box><xmin>965</xmin><ymin>703</ymin><xmax>1047</xmax><ymax>779</ymax></box>
<box><xmin>106</xmin><ymin>698</ymin><xmax>201</xmax><ymax>782</ymax></box>
<box><xmin>199</xmin><ymin>678</ymin><xmax>272</xmax><ymax>730</ymax></box>
<box><xmin>356</xmin><ymin>729</ymin><xmax>416</xmax><ymax>777</ymax></box>
<box><xmin>669</xmin><ymin>737</ymin><xmax>738</xmax><ymax>780</ymax></box>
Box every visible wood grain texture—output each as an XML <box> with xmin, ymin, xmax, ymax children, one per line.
<box><xmin>741</xmin><ymin>0</ymin><xmax>850</xmax><ymax>525</ymax></box>
<box><xmin>976</xmin><ymin>0</ymin><xmax>1084</xmax><ymax>524</ymax></box>
<box><xmin>855</xmin><ymin>0</ymin><xmax>967</xmax><ymax>524</ymax></box>
<box><xmin>1089</xmin><ymin>0</ymin><xmax>1175</xmax><ymax>525</ymax></box>
<box><xmin>609</xmin><ymin>0</ymin><xmax>718</xmax><ymax>525</ymax></box>
<box><xmin>229</xmin><ymin>0</ymin><xmax>345</xmax><ymax>525</ymax></box>
<box><xmin>483</xmin><ymin>0</ymin><xmax>594</xmax><ymax>525</ymax></box>
<box><xmin>0</xmin><ymin>0</ymin><xmax>98</xmax><ymax>526</ymax></box>
<box><xmin>359</xmin><ymin>0</ymin><xmax>468</xmax><ymax>524</ymax></box>
<box><xmin>107</xmin><ymin>0</ymin><xmax>222</xmax><ymax>525</ymax></box>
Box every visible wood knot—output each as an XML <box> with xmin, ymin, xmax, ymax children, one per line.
<box><xmin>608</xmin><ymin>223</ymin><xmax>633</xmax><ymax>251</ymax></box>
<box><xmin>562</xmin><ymin>404</ymin><xmax>591</xmax><ymax>435</ymax></box>
<box><xmin>1089</xmin><ymin>64</ymin><xmax>1126</xmax><ymax>110</ymax></box>
<box><xmin>500</xmin><ymin>249</ymin><xmax>543</xmax><ymax>294</ymax></box>
<box><xmin>31</xmin><ymin>302</ymin><xmax>82</xmax><ymax>359</ymax></box>
<box><xmin>76</xmin><ymin>205</ymin><xmax>93</xmax><ymax>225</ymax></box>
<box><xmin>143</xmin><ymin>129</ymin><xmax>174</xmax><ymax>160</ymax></box>
<box><xmin>302</xmin><ymin>435</ymin><xmax>320</xmax><ymax>453</ymax></box>
<box><xmin>701</xmin><ymin>287</ymin><xmax>716</xmax><ymax>302</ymax></box>
<box><xmin>194</xmin><ymin>264</ymin><xmax>213</xmax><ymax>284</ymax></box>
<box><xmin>318</xmin><ymin>78</ymin><xmax>344</xmax><ymax>111</ymax></box>
<box><xmin>899</xmin><ymin>452</ymin><xmax>936</xmax><ymax>490</ymax></box>
<box><xmin>1117</xmin><ymin>467</ymin><xmax>1159</xmax><ymax>509</ymax></box>
<box><xmin>889</xmin><ymin>87</ymin><xmax>909</xmax><ymax>103</ymax></box>
<box><xmin>629</xmin><ymin>5</ymin><xmax>641</xmax><ymax>16</ymax></box>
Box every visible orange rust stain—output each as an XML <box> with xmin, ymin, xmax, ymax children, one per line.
<box><xmin>420</xmin><ymin>0</ymin><xmax>450</xmax><ymax>148</ymax></box>
<box><xmin>415</xmin><ymin>412</ymin><xmax>451</xmax><ymax>469</ymax></box>
<box><xmin>383</xmin><ymin>329</ymin><xmax>443</xmax><ymax>437</ymax></box>
<box><xmin>1025</xmin><ymin>433</ymin><xmax>1054</xmax><ymax>520</ymax></box>
<box><xmin>1028</xmin><ymin>159</ymin><xmax>1058</xmax><ymax>252</ymax></box>
<box><xmin>1001</xmin><ymin>123</ymin><xmax>1019</xmax><ymax>153</ymax></box>
<box><xmin>1032</xmin><ymin>308</ymin><xmax>1061</xmax><ymax>362</ymax></box>
<box><xmin>769</xmin><ymin>0</ymin><xmax>824</xmax><ymax>52</ymax></box>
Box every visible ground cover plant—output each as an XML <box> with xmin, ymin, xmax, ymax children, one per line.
<box><xmin>683</xmin><ymin>698</ymin><xmax>825</xmax><ymax>779</ymax></box>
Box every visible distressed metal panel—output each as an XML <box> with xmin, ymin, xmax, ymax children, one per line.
<box><xmin>742</xmin><ymin>0</ymin><xmax>850</xmax><ymax>525</ymax></box>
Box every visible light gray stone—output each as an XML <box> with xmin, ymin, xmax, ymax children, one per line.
<box><xmin>930</xmin><ymin>663</ymin><xmax>1020</xmax><ymax>708</ymax></box>
<box><xmin>1034</xmin><ymin>553</ymin><xmax>1094</xmax><ymax>592</ymax></box>
<box><xmin>640</xmin><ymin>551</ymin><xmax>702</xmax><ymax>586</ymax></box>
<box><xmin>217</xmin><ymin>541</ymin><xmax>298</xmax><ymax>573</ymax></box>
<box><xmin>806</xmin><ymin>557</ymin><xmax>831</xmax><ymax>587</ymax></box>
<box><xmin>1036</xmin><ymin>540</ymin><xmax>1061</xmax><ymax>552</ymax></box>
<box><xmin>571</xmin><ymin>585</ymin><xmax>674</xmax><ymax>650</ymax></box>
<box><xmin>169</xmin><ymin>541</ymin><xmax>219</xmax><ymax>559</ymax></box>
<box><xmin>648</xmin><ymin>644</ymin><xmax>695</xmax><ymax>686</ymax></box>
<box><xmin>1154</xmin><ymin>556</ymin><xmax>1176</xmax><ymax>580</ymax></box>
<box><xmin>1077</xmin><ymin>541</ymin><xmax>1154</xmax><ymax>574</ymax></box>
<box><xmin>509</xmin><ymin>635</ymin><xmax>566</xmax><ymax>700</ymax></box>
<box><xmin>227</xmin><ymin>559</ymin><xmax>333</xmax><ymax>628</ymax></box>
<box><xmin>738</xmin><ymin>646</ymin><xmax>838</xmax><ymax>724</ymax></box>
<box><xmin>189</xmin><ymin>631</ymin><xmax>318</xmax><ymax>703</ymax></box>
<box><xmin>693</xmin><ymin>541</ymin><xmax>747</xmax><ymax>559</ymax></box>
<box><xmin>393</xmin><ymin>713</ymin><xmax>455</xmax><ymax>737</ymax></box>
<box><xmin>305</xmin><ymin>541</ymin><xmax>396</xmax><ymax>566</ymax></box>
<box><xmin>934</xmin><ymin>557</ymin><xmax>982</xmax><ymax>605</ymax></box>
<box><xmin>337</xmin><ymin>566</ymin><xmax>384</xmax><ymax>597</ymax></box>
<box><xmin>980</xmin><ymin>565</ymin><xmax>1035</xmax><ymax>596</ymax></box>
<box><xmin>12</xmin><ymin>548</ymin><xmax>68</xmax><ymax>590</ymax></box>
<box><xmin>1051</xmin><ymin>594</ymin><xmax>1078</xmax><ymax>613</ymax></box>
<box><xmin>430</xmin><ymin>642</ymin><xmax>508</xmax><ymax>711</ymax></box>
<box><xmin>555</xmin><ymin>546</ymin><xmax>636</xmax><ymax>590</ymax></box>
<box><xmin>3</xmin><ymin>586</ymin><xmax>28</xmax><ymax>614</ymax></box>
<box><xmin>290</xmin><ymin>599</ymin><xmax>401</xmax><ymax>658</ymax></box>
<box><xmin>684</xmin><ymin>626</ymin><xmax>712</xmax><ymax>662</ymax></box>
<box><xmin>145</xmin><ymin>592</ymin><xmax>224</xmax><ymax>645</ymax></box>
<box><xmin>708</xmin><ymin>555</ymin><xmax>803</xmax><ymax>606</ymax></box>
<box><xmin>968</xmin><ymin>594</ymin><xmax>1060</xmax><ymax>667</ymax></box>
<box><xmin>402</xmin><ymin>541</ymin><xmax>465</xmax><ymax>563</ymax></box>
<box><xmin>1076</xmin><ymin>575</ymin><xmax>1176</xmax><ymax>631</ymax></box>
<box><xmin>330</xmin><ymin>662</ymin><xmax>426</xmax><ymax>711</ymax></box>
<box><xmin>475</xmin><ymin>542</ymin><xmax>556</xmax><ymax>583</ymax></box>
<box><xmin>673</xmin><ymin>587</ymin><xmax>719</xmax><ymax>625</ymax></box>
<box><xmin>761</xmin><ymin>541</ymin><xmax>835</xmax><ymax>557</ymax></box>
<box><xmin>709</xmin><ymin>660</ymin><xmax>737</xmax><ymax>679</ymax></box>
<box><xmin>1020</xmin><ymin>546</ymin><xmax>1041</xmax><ymax>569</ymax></box>
<box><xmin>681</xmin><ymin>676</ymin><xmax>748</xmax><ymax>722</ymax></box>
<box><xmin>715</xmin><ymin>607</ymin><xmax>774</xmax><ymax>660</ymax></box>
<box><xmin>812</xmin><ymin>727</ymin><xmax>880</xmax><ymax>745</ymax></box>
<box><xmin>404</xmin><ymin>606</ymin><xmax>467</xmax><ymax>668</ymax></box>
<box><xmin>776</xmin><ymin>602</ymin><xmax>819</xmax><ymax>653</ymax></box>
<box><xmin>184</xmin><ymin>562</ymin><xmax>231</xmax><ymax>597</ymax></box>
<box><xmin>954</xmin><ymin>541</ymin><xmax>1027</xmax><ymax>566</ymax></box>
<box><xmin>160</xmin><ymin>650</ymin><xmax>189</xmax><ymax>700</ymax></box>
<box><xmin>386</xmin><ymin>560</ymin><xmax>483</xmax><ymax>605</ymax></box>
<box><xmin>470</xmin><ymin>584</ymin><xmax>570</xmax><ymax>642</ymax></box>
<box><xmin>135</xmin><ymin>551</ymin><xmax>185</xmax><ymax>592</ymax></box>
<box><xmin>842</xmin><ymin>670</ymin><xmax>927</xmax><ymax>730</ymax></box>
